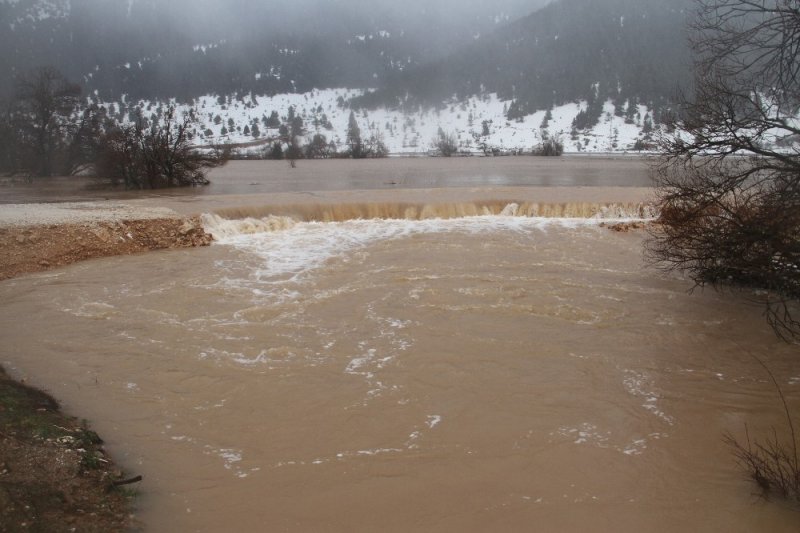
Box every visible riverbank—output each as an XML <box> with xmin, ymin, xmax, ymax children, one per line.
<box><xmin>0</xmin><ymin>202</ymin><xmax>212</xmax><ymax>281</ymax></box>
<box><xmin>0</xmin><ymin>365</ymin><xmax>135</xmax><ymax>532</ymax></box>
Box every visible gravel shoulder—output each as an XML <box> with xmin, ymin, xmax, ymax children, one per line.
<box><xmin>0</xmin><ymin>202</ymin><xmax>181</xmax><ymax>228</ymax></box>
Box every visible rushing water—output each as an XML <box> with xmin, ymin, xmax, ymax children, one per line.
<box><xmin>1</xmin><ymin>158</ymin><xmax>798</xmax><ymax>531</ymax></box>
<box><xmin>1</xmin><ymin>205</ymin><xmax>799</xmax><ymax>531</ymax></box>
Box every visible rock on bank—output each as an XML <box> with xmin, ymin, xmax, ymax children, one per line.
<box><xmin>0</xmin><ymin>202</ymin><xmax>212</xmax><ymax>281</ymax></box>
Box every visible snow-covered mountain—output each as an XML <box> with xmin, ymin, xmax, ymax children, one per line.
<box><xmin>4</xmin><ymin>0</ymin><xmax>692</xmax><ymax>154</ymax></box>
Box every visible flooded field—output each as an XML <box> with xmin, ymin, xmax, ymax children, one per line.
<box><xmin>0</xmin><ymin>158</ymin><xmax>798</xmax><ymax>531</ymax></box>
<box><xmin>0</xmin><ymin>156</ymin><xmax>652</xmax><ymax>204</ymax></box>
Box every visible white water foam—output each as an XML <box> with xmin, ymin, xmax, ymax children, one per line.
<box><xmin>204</xmin><ymin>214</ymin><xmax>648</xmax><ymax>286</ymax></box>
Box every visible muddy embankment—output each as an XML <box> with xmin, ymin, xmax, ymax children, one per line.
<box><xmin>0</xmin><ymin>203</ymin><xmax>212</xmax><ymax>281</ymax></box>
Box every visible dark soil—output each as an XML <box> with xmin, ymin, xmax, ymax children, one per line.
<box><xmin>0</xmin><ymin>366</ymin><xmax>137</xmax><ymax>532</ymax></box>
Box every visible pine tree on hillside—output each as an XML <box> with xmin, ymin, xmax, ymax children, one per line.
<box><xmin>540</xmin><ymin>108</ymin><xmax>552</xmax><ymax>129</ymax></box>
<box><xmin>266</xmin><ymin>111</ymin><xmax>280</xmax><ymax>128</ymax></box>
<box><xmin>346</xmin><ymin>110</ymin><xmax>363</xmax><ymax>158</ymax></box>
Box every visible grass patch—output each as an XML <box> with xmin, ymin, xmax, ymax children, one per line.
<box><xmin>0</xmin><ymin>369</ymin><xmax>67</xmax><ymax>441</ymax></box>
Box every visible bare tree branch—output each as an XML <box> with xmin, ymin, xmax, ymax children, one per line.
<box><xmin>649</xmin><ymin>0</ymin><xmax>800</xmax><ymax>340</ymax></box>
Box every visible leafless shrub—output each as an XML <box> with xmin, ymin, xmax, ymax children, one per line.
<box><xmin>532</xmin><ymin>137</ymin><xmax>564</xmax><ymax>156</ymax></box>
<box><xmin>433</xmin><ymin>128</ymin><xmax>458</xmax><ymax>157</ymax></box>
<box><xmin>97</xmin><ymin>108</ymin><xmax>226</xmax><ymax>189</ymax></box>
<box><xmin>725</xmin><ymin>352</ymin><xmax>800</xmax><ymax>503</ymax></box>
<box><xmin>648</xmin><ymin>0</ymin><xmax>800</xmax><ymax>340</ymax></box>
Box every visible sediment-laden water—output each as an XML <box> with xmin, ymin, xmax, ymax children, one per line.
<box><xmin>0</xmin><ymin>157</ymin><xmax>652</xmax><ymax>204</ymax></box>
<box><xmin>1</xmin><ymin>203</ymin><xmax>799</xmax><ymax>531</ymax></box>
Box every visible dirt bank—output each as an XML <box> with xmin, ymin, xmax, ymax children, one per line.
<box><xmin>0</xmin><ymin>365</ymin><xmax>135</xmax><ymax>532</ymax></box>
<box><xmin>0</xmin><ymin>216</ymin><xmax>211</xmax><ymax>281</ymax></box>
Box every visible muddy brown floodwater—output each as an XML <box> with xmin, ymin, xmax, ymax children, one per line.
<box><xmin>0</xmin><ymin>156</ymin><xmax>653</xmax><ymax>204</ymax></box>
<box><xmin>0</xmin><ymin>158</ymin><xmax>798</xmax><ymax>531</ymax></box>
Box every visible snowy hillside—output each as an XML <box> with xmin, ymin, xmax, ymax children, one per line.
<box><xmin>103</xmin><ymin>88</ymin><xmax>659</xmax><ymax>156</ymax></box>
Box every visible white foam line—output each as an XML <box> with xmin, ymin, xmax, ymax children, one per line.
<box><xmin>207</xmin><ymin>215</ymin><xmax>650</xmax><ymax>285</ymax></box>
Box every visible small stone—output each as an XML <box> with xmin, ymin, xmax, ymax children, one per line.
<box><xmin>179</xmin><ymin>221</ymin><xmax>196</xmax><ymax>236</ymax></box>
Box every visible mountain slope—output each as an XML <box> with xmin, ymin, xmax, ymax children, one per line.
<box><xmin>0</xmin><ymin>0</ymin><xmax>549</xmax><ymax>100</ymax></box>
<box><xmin>353</xmin><ymin>0</ymin><xmax>692</xmax><ymax>120</ymax></box>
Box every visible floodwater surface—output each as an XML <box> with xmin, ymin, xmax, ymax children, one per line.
<box><xmin>0</xmin><ymin>156</ymin><xmax>652</xmax><ymax>204</ymax></box>
<box><xmin>1</xmin><ymin>211</ymin><xmax>799</xmax><ymax>531</ymax></box>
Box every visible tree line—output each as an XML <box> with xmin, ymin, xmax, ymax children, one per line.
<box><xmin>0</xmin><ymin>67</ymin><xmax>226</xmax><ymax>188</ymax></box>
<box><xmin>0</xmin><ymin>68</ymin><xmax>394</xmax><ymax>186</ymax></box>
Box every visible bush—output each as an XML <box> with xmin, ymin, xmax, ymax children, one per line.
<box><xmin>98</xmin><ymin>108</ymin><xmax>227</xmax><ymax>189</ymax></box>
<box><xmin>649</xmin><ymin>0</ymin><xmax>800</xmax><ymax>339</ymax></box>
<box><xmin>532</xmin><ymin>137</ymin><xmax>563</xmax><ymax>156</ymax></box>
<box><xmin>433</xmin><ymin>128</ymin><xmax>458</xmax><ymax>156</ymax></box>
<box><xmin>724</xmin><ymin>354</ymin><xmax>799</xmax><ymax>503</ymax></box>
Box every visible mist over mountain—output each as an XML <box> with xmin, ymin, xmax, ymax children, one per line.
<box><xmin>0</xmin><ymin>0</ymin><xmax>695</xmax><ymax>154</ymax></box>
<box><xmin>354</xmin><ymin>0</ymin><xmax>692</xmax><ymax>120</ymax></box>
<box><xmin>0</xmin><ymin>0</ymin><xmax>550</xmax><ymax>100</ymax></box>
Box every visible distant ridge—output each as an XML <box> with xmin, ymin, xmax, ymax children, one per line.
<box><xmin>353</xmin><ymin>0</ymin><xmax>692</xmax><ymax>122</ymax></box>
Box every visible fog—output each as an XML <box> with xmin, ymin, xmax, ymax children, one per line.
<box><xmin>0</xmin><ymin>0</ymin><xmax>552</xmax><ymax>98</ymax></box>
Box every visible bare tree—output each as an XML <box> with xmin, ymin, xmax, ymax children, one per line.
<box><xmin>433</xmin><ymin>128</ymin><xmax>458</xmax><ymax>156</ymax></box>
<box><xmin>13</xmin><ymin>67</ymin><xmax>81</xmax><ymax>177</ymax></box>
<box><xmin>532</xmin><ymin>130</ymin><xmax>564</xmax><ymax>156</ymax></box>
<box><xmin>98</xmin><ymin>108</ymin><xmax>226</xmax><ymax>189</ymax></box>
<box><xmin>363</xmin><ymin>125</ymin><xmax>389</xmax><ymax>158</ymax></box>
<box><xmin>0</xmin><ymin>101</ymin><xmax>21</xmax><ymax>176</ymax></box>
<box><xmin>64</xmin><ymin>104</ymin><xmax>110</xmax><ymax>176</ymax></box>
<box><xmin>649</xmin><ymin>0</ymin><xmax>800</xmax><ymax>340</ymax></box>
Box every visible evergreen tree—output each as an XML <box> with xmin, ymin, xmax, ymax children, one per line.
<box><xmin>540</xmin><ymin>108</ymin><xmax>552</xmax><ymax>129</ymax></box>
<box><xmin>269</xmin><ymin>141</ymin><xmax>283</xmax><ymax>159</ymax></box>
<box><xmin>625</xmin><ymin>99</ymin><xmax>638</xmax><ymax>124</ymax></box>
<box><xmin>346</xmin><ymin>111</ymin><xmax>363</xmax><ymax>158</ymax></box>
<box><xmin>642</xmin><ymin>114</ymin><xmax>653</xmax><ymax>136</ymax></box>
<box><xmin>305</xmin><ymin>133</ymin><xmax>331</xmax><ymax>158</ymax></box>
<box><xmin>266</xmin><ymin>111</ymin><xmax>281</xmax><ymax>128</ymax></box>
